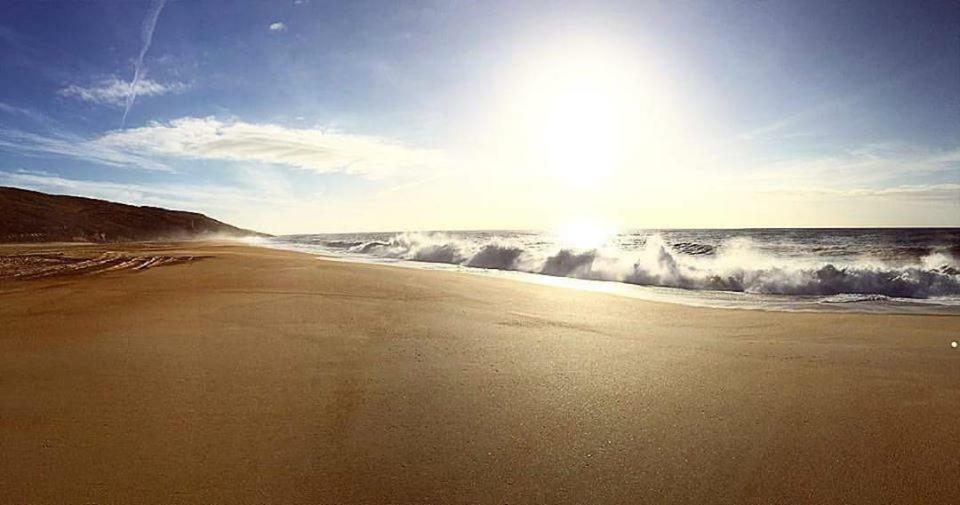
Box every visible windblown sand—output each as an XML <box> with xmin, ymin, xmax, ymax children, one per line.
<box><xmin>1</xmin><ymin>242</ymin><xmax>958</xmax><ymax>503</ymax></box>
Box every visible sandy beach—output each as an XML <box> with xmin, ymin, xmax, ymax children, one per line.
<box><xmin>1</xmin><ymin>242</ymin><xmax>958</xmax><ymax>504</ymax></box>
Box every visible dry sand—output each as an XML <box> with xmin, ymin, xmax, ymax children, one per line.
<box><xmin>1</xmin><ymin>242</ymin><xmax>958</xmax><ymax>504</ymax></box>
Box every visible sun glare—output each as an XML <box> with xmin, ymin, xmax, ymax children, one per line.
<box><xmin>497</xmin><ymin>37</ymin><xmax>678</xmax><ymax>191</ymax></box>
<box><xmin>537</xmin><ymin>69</ymin><xmax>625</xmax><ymax>187</ymax></box>
<box><xmin>554</xmin><ymin>218</ymin><xmax>618</xmax><ymax>250</ymax></box>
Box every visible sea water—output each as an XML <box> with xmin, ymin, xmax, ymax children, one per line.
<box><xmin>266</xmin><ymin>228</ymin><xmax>960</xmax><ymax>314</ymax></box>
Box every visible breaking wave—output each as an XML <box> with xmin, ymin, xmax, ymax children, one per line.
<box><xmin>314</xmin><ymin>232</ymin><xmax>960</xmax><ymax>300</ymax></box>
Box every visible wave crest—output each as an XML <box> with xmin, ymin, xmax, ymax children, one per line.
<box><xmin>317</xmin><ymin>232</ymin><xmax>960</xmax><ymax>299</ymax></box>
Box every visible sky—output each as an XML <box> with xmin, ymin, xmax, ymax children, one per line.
<box><xmin>0</xmin><ymin>0</ymin><xmax>957</xmax><ymax>234</ymax></box>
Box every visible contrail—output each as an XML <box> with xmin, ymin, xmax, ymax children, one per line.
<box><xmin>122</xmin><ymin>0</ymin><xmax>168</xmax><ymax>125</ymax></box>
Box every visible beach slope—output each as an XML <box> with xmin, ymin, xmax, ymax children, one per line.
<box><xmin>1</xmin><ymin>243</ymin><xmax>958</xmax><ymax>503</ymax></box>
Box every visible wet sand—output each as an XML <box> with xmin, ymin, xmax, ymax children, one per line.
<box><xmin>1</xmin><ymin>242</ymin><xmax>958</xmax><ymax>503</ymax></box>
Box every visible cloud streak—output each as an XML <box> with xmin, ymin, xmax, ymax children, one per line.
<box><xmin>0</xmin><ymin>102</ymin><xmax>44</xmax><ymax>121</ymax></box>
<box><xmin>0</xmin><ymin>117</ymin><xmax>445</xmax><ymax>178</ymax></box>
<box><xmin>738</xmin><ymin>142</ymin><xmax>960</xmax><ymax>189</ymax></box>
<box><xmin>94</xmin><ymin>116</ymin><xmax>446</xmax><ymax>178</ymax></box>
<box><xmin>269</xmin><ymin>22</ymin><xmax>287</xmax><ymax>32</ymax></box>
<box><xmin>767</xmin><ymin>183</ymin><xmax>960</xmax><ymax>203</ymax></box>
<box><xmin>59</xmin><ymin>77</ymin><xmax>187</xmax><ymax>106</ymax></box>
<box><xmin>123</xmin><ymin>0</ymin><xmax>169</xmax><ymax>124</ymax></box>
<box><xmin>0</xmin><ymin>170</ymin><xmax>289</xmax><ymax>218</ymax></box>
<box><xmin>0</xmin><ymin>127</ymin><xmax>172</xmax><ymax>172</ymax></box>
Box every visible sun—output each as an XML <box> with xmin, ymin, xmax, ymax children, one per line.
<box><xmin>536</xmin><ymin>66</ymin><xmax>626</xmax><ymax>187</ymax></box>
<box><xmin>554</xmin><ymin>217</ymin><xmax>618</xmax><ymax>250</ymax></box>
<box><xmin>497</xmin><ymin>37</ymin><xmax>671</xmax><ymax>190</ymax></box>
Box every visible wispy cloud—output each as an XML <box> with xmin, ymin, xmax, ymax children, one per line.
<box><xmin>736</xmin><ymin>96</ymin><xmax>851</xmax><ymax>142</ymax></box>
<box><xmin>929</xmin><ymin>148</ymin><xmax>960</xmax><ymax>164</ymax></box>
<box><xmin>0</xmin><ymin>127</ymin><xmax>172</xmax><ymax>172</ymax></box>
<box><xmin>767</xmin><ymin>183</ymin><xmax>960</xmax><ymax>203</ymax></box>
<box><xmin>0</xmin><ymin>117</ymin><xmax>445</xmax><ymax>178</ymax></box>
<box><xmin>94</xmin><ymin>116</ymin><xmax>446</xmax><ymax>178</ymax></box>
<box><xmin>741</xmin><ymin>142</ymin><xmax>960</xmax><ymax>188</ymax></box>
<box><xmin>0</xmin><ymin>102</ymin><xmax>44</xmax><ymax>121</ymax></box>
<box><xmin>0</xmin><ymin>170</ymin><xmax>288</xmax><ymax>217</ymax></box>
<box><xmin>269</xmin><ymin>22</ymin><xmax>287</xmax><ymax>32</ymax></box>
<box><xmin>124</xmin><ymin>0</ymin><xmax>169</xmax><ymax>123</ymax></box>
<box><xmin>735</xmin><ymin>62</ymin><xmax>938</xmax><ymax>143</ymax></box>
<box><xmin>0</xmin><ymin>25</ymin><xmax>35</xmax><ymax>55</ymax></box>
<box><xmin>58</xmin><ymin>76</ymin><xmax>188</xmax><ymax>107</ymax></box>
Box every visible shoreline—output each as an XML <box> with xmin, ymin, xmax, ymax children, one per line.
<box><xmin>3</xmin><ymin>241</ymin><xmax>960</xmax><ymax>503</ymax></box>
<box><xmin>8</xmin><ymin>238</ymin><xmax>960</xmax><ymax>316</ymax></box>
<box><xmin>259</xmin><ymin>239</ymin><xmax>960</xmax><ymax>316</ymax></box>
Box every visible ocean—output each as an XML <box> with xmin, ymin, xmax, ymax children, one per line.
<box><xmin>266</xmin><ymin>228</ymin><xmax>960</xmax><ymax>314</ymax></box>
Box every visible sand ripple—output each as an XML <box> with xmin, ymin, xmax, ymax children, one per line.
<box><xmin>0</xmin><ymin>251</ymin><xmax>202</xmax><ymax>280</ymax></box>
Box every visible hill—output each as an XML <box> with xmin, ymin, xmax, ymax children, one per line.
<box><xmin>0</xmin><ymin>186</ymin><xmax>267</xmax><ymax>243</ymax></box>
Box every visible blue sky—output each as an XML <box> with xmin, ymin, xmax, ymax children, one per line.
<box><xmin>1</xmin><ymin>0</ymin><xmax>957</xmax><ymax>233</ymax></box>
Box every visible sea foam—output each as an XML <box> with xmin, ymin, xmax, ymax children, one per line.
<box><xmin>296</xmin><ymin>231</ymin><xmax>960</xmax><ymax>300</ymax></box>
